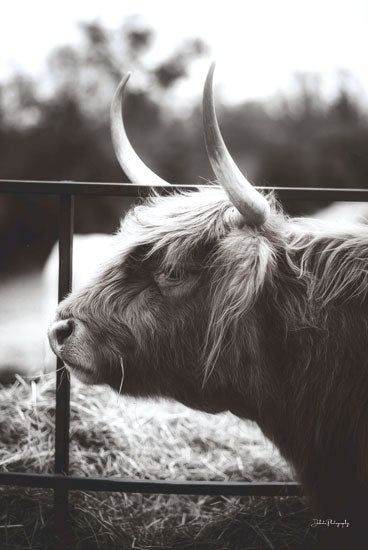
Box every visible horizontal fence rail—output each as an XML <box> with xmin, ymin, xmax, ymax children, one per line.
<box><xmin>3</xmin><ymin>178</ymin><xmax>368</xmax><ymax>200</ymax></box>
<box><xmin>0</xmin><ymin>472</ymin><xmax>302</xmax><ymax>496</ymax></box>
<box><xmin>1</xmin><ymin>179</ymin><xmax>367</xmax><ymax>543</ymax></box>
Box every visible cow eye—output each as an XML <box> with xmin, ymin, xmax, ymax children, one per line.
<box><xmin>164</xmin><ymin>269</ymin><xmax>182</xmax><ymax>282</ymax></box>
<box><xmin>155</xmin><ymin>268</ymin><xmax>183</xmax><ymax>288</ymax></box>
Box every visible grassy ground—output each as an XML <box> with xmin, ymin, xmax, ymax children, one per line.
<box><xmin>0</xmin><ymin>375</ymin><xmax>316</xmax><ymax>549</ymax></box>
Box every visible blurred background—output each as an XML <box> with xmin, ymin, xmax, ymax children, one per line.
<box><xmin>1</xmin><ymin>0</ymin><xmax>368</xmax><ymax>376</ymax></box>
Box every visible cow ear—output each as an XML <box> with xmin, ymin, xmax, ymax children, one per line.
<box><xmin>202</xmin><ymin>233</ymin><xmax>275</xmax><ymax>384</ymax></box>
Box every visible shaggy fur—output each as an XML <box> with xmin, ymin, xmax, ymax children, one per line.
<box><xmin>50</xmin><ymin>188</ymin><xmax>368</xmax><ymax>548</ymax></box>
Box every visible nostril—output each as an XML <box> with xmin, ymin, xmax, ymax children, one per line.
<box><xmin>55</xmin><ymin>319</ymin><xmax>74</xmax><ymax>346</ymax></box>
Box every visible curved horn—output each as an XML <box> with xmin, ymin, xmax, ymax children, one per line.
<box><xmin>203</xmin><ymin>63</ymin><xmax>270</xmax><ymax>226</ymax></box>
<box><xmin>110</xmin><ymin>73</ymin><xmax>170</xmax><ymax>186</ymax></box>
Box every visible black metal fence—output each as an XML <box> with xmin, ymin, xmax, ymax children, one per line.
<box><xmin>1</xmin><ymin>179</ymin><xmax>368</xmax><ymax>545</ymax></box>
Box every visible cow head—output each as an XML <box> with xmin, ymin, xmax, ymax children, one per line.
<box><xmin>48</xmin><ymin>65</ymin><xmax>278</xmax><ymax>415</ymax></box>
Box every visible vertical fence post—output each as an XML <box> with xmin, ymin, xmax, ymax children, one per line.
<box><xmin>54</xmin><ymin>194</ymin><xmax>74</xmax><ymax>547</ymax></box>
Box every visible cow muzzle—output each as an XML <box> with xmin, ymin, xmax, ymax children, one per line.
<box><xmin>48</xmin><ymin>314</ymin><xmax>132</xmax><ymax>388</ymax></box>
<box><xmin>48</xmin><ymin>317</ymin><xmax>100</xmax><ymax>384</ymax></box>
<box><xmin>48</xmin><ymin>318</ymin><xmax>75</xmax><ymax>358</ymax></box>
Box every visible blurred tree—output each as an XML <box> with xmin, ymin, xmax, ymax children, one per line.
<box><xmin>0</xmin><ymin>18</ymin><xmax>207</xmax><ymax>271</ymax></box>
<box><xmin>154</xmin><ymin>38</ymin><xmax>208</xmax><ymax>88</ymax></box>
<box><xmin>0</xmin><ymin>18</ymin><xmax>368</xmax><ymax>272</ymax></box>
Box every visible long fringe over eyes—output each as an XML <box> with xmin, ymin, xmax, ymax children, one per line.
<box><xmin>115</xmin><ymin>191</ymin><xmax>368</xmax><ymax>387</ymax></box>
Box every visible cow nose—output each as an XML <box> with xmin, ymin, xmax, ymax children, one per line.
<box><xmin>48</xmin><ymin>319</ymin><xmax>75</xmax><ymax>349</ymax></box>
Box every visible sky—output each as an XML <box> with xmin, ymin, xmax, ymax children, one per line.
<box><xmin>1</xmin><ymin>0</ymin><xmax>368</xmax><ymax>105</ymax></box>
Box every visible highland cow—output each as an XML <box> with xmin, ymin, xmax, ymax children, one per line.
<box><xmin>48</xmin><ymin>65</ymin><xmax>368</xmax><ymax>548</ymax></box>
